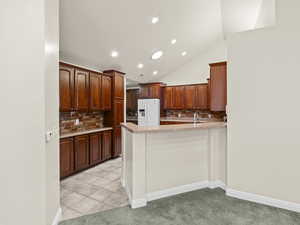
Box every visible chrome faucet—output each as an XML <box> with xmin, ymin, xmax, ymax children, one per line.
<box><xmin>193</xmin><ymin>112</ymin><xmax>198</xmax><ymax>122</ymax></box>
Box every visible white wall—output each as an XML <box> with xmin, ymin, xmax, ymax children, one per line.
<box><xmin>157</xmin><ymin>41</ymin><xmax>227</xmax><ymax>85</ymax></box>
<box><xmin>227</xmin><ymin>0</ymin><xmax>300</xmax><ymax>205</ymax></box>
<box><xmin>0</xmin><ymin>1</ymin><xmax>59</xmax><ymax>225</ymax></box>
<box><xmin>255</xmin><ymin>0</ymin><xmax>276</xmax><ymax>28</ymax></box>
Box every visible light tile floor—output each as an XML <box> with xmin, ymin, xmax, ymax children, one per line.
<box><xmin>60</xmin><ymin>157</ymin><xmax>129</xmax><ymax>221</ymax></box>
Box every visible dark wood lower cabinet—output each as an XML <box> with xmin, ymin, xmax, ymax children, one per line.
<box><xmin>89</xmin><ymin>133</ymin><xmax>102</xmax><ymax>166</ymax></box>
<box><xmin>74</xmin><ymin>135</ymin><xmax>90</xmax><ymax>171</ymax></box>
<box><xmin>113</xmin><ymin>127</ymin><xmax>122</xmax><ymax>157</ymax></box>
<box><xmin>60</xmin><ymin>138</ymin><xmax>75</xmax><ymax>178</ymax></box>
<box><xmin>102</xmin><ymin>130</ymin><xmax>112</xmax><ymax>161</ymax></box>
<box><xmin>60</xmin><ymin>130</ymin><xmax>114</xmax><ymax>179</ymax></box>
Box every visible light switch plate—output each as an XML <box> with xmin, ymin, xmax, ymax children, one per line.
<box><xmin>46</xmin><ymin>131</ymin><xmax>54</xmax><ymax>142</ymax></box>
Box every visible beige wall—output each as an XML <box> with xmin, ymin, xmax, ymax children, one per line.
<box><xmin>45</xmin><ymin>0</ymin><xmax>60</xmax><ymax>224</ymax></box>
<box><xmin>255</xmin><ymin>0</ymin><xmax>276</xmax><ymax>29</ymax></box>
<box><xmin>0</xmin><ymin>0</ymin><xmax>59</xmax><ymax>225</ymax></box>
<box><xmin>227</xmin><ymin>0</ymin><xmax>300</xmax><ymax>204</ymax></box>
<box><xmin>156</xmin><ymin>40</ymin><xmax>227</xmax><ymax>85</ymax></box>
<box><xmin>0</xmin><ymin>1</ymin><xmax>46</xmax><ymax>225</ymax></box>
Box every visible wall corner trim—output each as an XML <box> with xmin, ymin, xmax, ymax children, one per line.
<box><xmin>209</xmin><ymin>180</ymin><xmax>226</xmax><ymax>190</ymax></box>
<box><xmin>51</xmin><ymin>207</ymin><xmax>62</xmax><ymax>225</ymax></box>
<box><xmin>226</xmin><ymin>188</ymin><xmax>300</xmax><ymax>213</ymax></box>
<box><xmin>131</xmin><ymin>198</ymin><xmax>147</xmax><ymax>209</ymax></box>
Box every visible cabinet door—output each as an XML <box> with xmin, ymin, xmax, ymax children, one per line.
<box><xmin>126</xmin><ymin>89</ymin><xmax>138</xmax><ymax>111</ymax></box>
<box><xmin>114</xmin><ymin>74</ymin><xmax>124</xmax><ymax>99</ymax></box>
<box><xmin>113</xmin><ymin>127</ymin><xmax>122</xmax><ymax>157</ymax></box>
<box><xmin>114</xmin><ymin>99</ymin><xmax>124</xmax><ymax>126</ymax></box>
<box><xmin>195</xmin><ymin>84</ymin><xmax>208</xmax><ymax>110</ymax></box>
<box><xmin>184</xmin><ymin>86</ymin><xmax>196</xmax><ymax>109</ymax></box>
<box><xmin>139</xmin><ymin>86</ymin><xmax>149</xmax><ymax>98</ymax></box>
<box><xmin>74</xmin><ymin>69</ymin><xmax>89</xmax><ymax>111</ymax></box>
<box><xmin>74</xmin><ymin>135</ymin><xmax>90</xmax><ymax>171</ymax></box>
<box><xmin>149</xmin><ymin>86</ymin><xmax>160</xmax><ymax>99</ymax></box>
<box><xmin>59</xmin><ymin>65</ymin><xmax>74</xmax><ymax>111</ymax></box>
<box><xmin>102</xmin><ymin>75</ymin><xmax>112</xmax><ymax>110</ymax></box>
<box><xmin>102</xmin><ymin>130</ymin><xmax>112</xmax><ymax>161</ymax></box>
<box><xmin>89</xmin><ymin>133</ymin><xmax>102</xmax><ymax>166</ymax></box>
<box><xmin>210</xmin><ymin>63</ymin><xmax>227</xmax><ymax>111</ymax></box>
<box><xmin>60</xmin><ymin>138</ymin><xmax>74</xmax><ymax>178</ymax></box>
<box><xmin>164</xmin><ymin>87</ymin><xmax>173</xmax><ymax>109</ymax></box>
<box><xmin>173</xmin><ymin>86</ymin><xmax>185</xmax><ymax>109</ymax></box>
<box><xmin>89</xmin><ymin>72</ymin><xmax>102</xmax><ymax>111</ymax></box>
<box><xmin>207</xmin><ymin>78</ymin><xmax>211</xmax><ymax>109</ymax></box>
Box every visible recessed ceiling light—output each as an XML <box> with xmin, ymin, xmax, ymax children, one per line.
<box><xmin>151</xmin><ymin>17</ymin><xmax>159</xmax><ymax>24</ymax></box>
<box><xmin>111</xmin><ymin>51</ymin><xmax>119</xmax><ymax>58</ymax></box>
<box><xmin>153</xmin><ymin>71</ymin><xmax>158</xmax><ymax>75</ymax></box>
<box><xmin>171</xmin><ymin>39</ymin><xmax>177</xmax><ymax>44</ymax></box>
<box><xmin>181</xmin><ymin>51</ymin><xmax>187</xmax><ymax>56</ymax></box>
<box><xmin>151</xmin><ymin>51</ymin><xmax>163</xmax><ymax>60</ymax></box>
<box><xmin>137</xmin><ymin>63</ymin><xmax>144</xmax><ymax>69</ymax></box>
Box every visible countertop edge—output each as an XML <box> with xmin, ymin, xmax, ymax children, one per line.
<box><xmin>121</xmin><ymin>122</ymin><xmax>227</xmax><ymax>133</ymax></box>
<box><xmin>127</xmin><ymin>117</ymin><xmax>223</xmax><ymax>123</ymax></box>
<box><xmin>60</xmin><ymin>127</ymin><xmax>113</xmax><ymax>139</ymax></box>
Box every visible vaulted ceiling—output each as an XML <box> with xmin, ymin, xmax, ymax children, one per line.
<box><xmin>60</xmin><ymin>0</ymin><xmax>262</xmax><ymax>83</ymax></box>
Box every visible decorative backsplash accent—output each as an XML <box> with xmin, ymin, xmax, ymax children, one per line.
<box><xmin>60</xmin><ymin>112</ymin><xmax>104</xmax><ymax>134</ymax></box>
<box><xmin>165</xmin><ymin>110</ymin><xmax>226</xmax><ymax>119</ymax></box>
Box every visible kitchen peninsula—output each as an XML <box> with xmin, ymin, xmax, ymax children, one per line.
<box><xmin>121</xmin><ymin>121</ymin><xmax>227</xmax><ymax>208</ymax></box>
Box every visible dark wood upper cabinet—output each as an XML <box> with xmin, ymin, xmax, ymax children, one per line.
<box><xmin>89</xmin><ymin>133</ymin><xmax>102</xmax><ymax>166</ymax></box>
<box><xmin>139</xmin><ymin>83</ymin><xmax>165</xmax><ymax>99</ymax></box>
<box><xmin>74</xmin><ymin>135</ymin><xmax>90</xmax><ymax>171</ymax></box>
<box><xmin>60</xmin><ymin>138</ymin><xmax>75</xmax><ymax>178</ymax></box>
<box><xmin>149</xmin><ymin>86</ymin><xmax>161</xmax><ymax>99</ymax></box>
<box><xmin>164</xmin><ymin>86</ymin><xmax>184</xmax><ymax>109</ymax></box>
<box><xmin>184</xmin><ymin>85</ymin><xmax>196</xmax><ymax>109</ymax></box>
<box><xmin>126</xmin><ymin>89</ymin><xmax>138</xmax><ymax>112</ymax></box>
<box><xmin>74</xmin><ymin>69</ymin><xmax>89</xmax><ymax>111</ymax></box>
<box><xmin>102</xmin><ymin>75</ymin><xmax>112</xmax><ymax>111</ymax></box>
<box><xmin>139</xmin><ymin>86</ymin><xmax>149</xmax><ymax>98</ymax></box>
<box><xmin>173</xmin><ymin>86</ymin><xmax>185</xmax><ymax>109</ymax></box>
<box><xmin>102</xmin><ymin>130</ymin><xmax>112</xmax><ymax>161</ymax></box>
<box><xmin>59</xmin><ymin>65</ymin><xmax>74</xmax><ymax>111</ymax></box>
<box><xmin>89</xmin><ymin>72</ymin><xmax>102</xmax><ymax>111</ymax></box>
<box><xmin>207</xmin><ymin>78</ymin><xmax>211</xmax><ymax>109</ymax></box>
<box><xmin>195</xmin><ymin>84</ymin><xmax>208</xmax><ymax>110</ymax></box>
<box><xmin>164</xmin><ymin>87</ymin><xmax>173</xmax><ymax>109</ymax></box>
<box><xmin>114</xmin><ymin>74</ymin><xmax>124</xmax><ymax>99</ymax></box>
<box><xmin>209</xmin><ymin>62</ymin><xmax>227</xmax><ymax>111</ymax></box>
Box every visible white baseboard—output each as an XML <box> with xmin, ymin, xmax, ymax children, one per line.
<box><xmin>126</xmin><ymin>180</ymin><xmax>226</xmax><ymax>209</ymax></box>
<box><xmin>52</xmin><ymin>207</ymin><xmax>62</xmax><ymax>225</ymax></box>
<box><xmin>131</xmin><ymin>198</ymin><xmax>147</xmax><ymax>209</ymax></box>
<box><xmin>125</xmin><ymin>184</ymin><xmax>147</xmax><ymax>209</ymax></box>
<box><xmin>226</xmin><ymin>188</ymin><xmax>300</xmax><ymax>213</ymax></box>
<box><xmin>209</xmin><ymin>180</ymin><xmax>226</xmax><ymax>190</ymax></box>
<box><xmin>147</xmin><ymin>181</ymin><xmax>210</xmax><ymax>202</ymax></box>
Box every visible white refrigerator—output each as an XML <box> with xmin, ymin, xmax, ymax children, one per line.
<box><xmin>138</xmin><ymin>99</ymin><xmax>160</xmax><ymax>126</ymax></box>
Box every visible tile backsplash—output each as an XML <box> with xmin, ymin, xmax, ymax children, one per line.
<box><xmin>165</xmin><ymin>110</ymin><xmax>226</xmax><ymax>119</ymax></box>
<box><xmin>60</xmin><ymin>112</ymin><xmax>104</xmax><ymax>134</ymax></box>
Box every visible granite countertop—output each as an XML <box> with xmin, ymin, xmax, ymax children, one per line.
<box><xmin>126</xmin><ymin>117</ymin><xmax>138</xmax><ymax>121</ymax></box>
<box><xmin>121</xmin><ymin>122</ymin><xmax>226</xmax><ymax>133</ymax></box>
<box><xmin>126</xmin><ymin>117</ymin><xmax>222</xmax><ymax>123</ymax></box>
<box><xmin>160</xmin><ymin>117</ymin><xmax>222</xmax><ymax>123</ymax></box>
<box><xmin>60</xmin><ymin>127</ymin><xmax>113</xmax><ymax>139</ymax></box>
